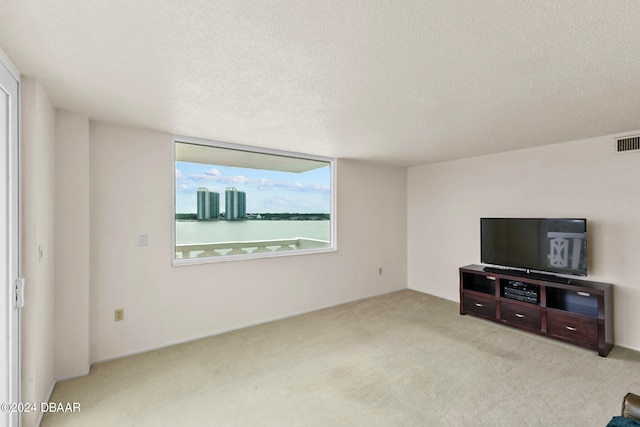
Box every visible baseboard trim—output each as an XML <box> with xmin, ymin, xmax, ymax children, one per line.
<box><xmin>35</xmin><ymin>379</ymin><xmax>56</xmax><ymax>427</ymax></box>
<box><xmin>91</xmin><ymin>286</ymin><xmax>407</xmax><ymax>365</ymax></box>
<box><xmin>55</xmin><ymin>369</ymin><xmax>91</xmax><ymax>383</ymax></box>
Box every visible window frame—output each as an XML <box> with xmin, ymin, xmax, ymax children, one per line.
<box><xmin>172</xmin><ymin>135</ymin><xmax>337</xmax><ymax>265</ymax></box>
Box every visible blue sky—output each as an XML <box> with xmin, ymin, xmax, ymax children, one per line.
<box><xmin>176</xmin><ymin>161</ymin><xmax>331</xmax><ymax>214</ymax></box>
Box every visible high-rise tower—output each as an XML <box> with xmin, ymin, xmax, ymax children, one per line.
<box><xmin>225</xmin><ymin>187</ymin><xmax>246</xmax><ymax>220</ymax></box>
<box><xmin>196</xmin><ymin>188</ymin><xmax>219</xmax><ymax>220</ymax></box>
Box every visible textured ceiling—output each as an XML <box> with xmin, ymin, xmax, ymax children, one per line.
<box><xmin>1</xmin><ymin>0</ymin><xmax>640</xmax><ymax>166</ymax></box>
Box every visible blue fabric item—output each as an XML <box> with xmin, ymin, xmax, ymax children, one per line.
<box><xmin>607</xmin><ymin>416</ymin><xmax>640</xmax><ymax>427</ymax></box>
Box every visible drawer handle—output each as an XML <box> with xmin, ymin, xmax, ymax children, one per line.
<box><xmin>576</xmin><ymin>291</ymin><xmax>590</xmax><ymax>297</ymax></box>
<box><xmin>515</xmin><ymin>313</ymin><xmax>525</xmax><ymax>318</ymax></box>
<box><xmin>475</xmin><ymin>303</ymin><xmax>484</xmax><ymax>307</ymax></box>
<box><xmin>486</xmin><ymin>276</ymin><xmax>496</xmax><ymax>281</ymax></box>
<box><xmin>565</xmin><ymin>326</ymin><xmax>577</xmax><ymax>331</ymax></box>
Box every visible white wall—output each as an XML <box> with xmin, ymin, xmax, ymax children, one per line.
<box><xmin>21</xmin><ymin>77</ymin><xmax>56</xmax><ymax>427</ymax></box>
<box><xmin>408</xmin><ymin>132</ymin><xmax>640</xmax><ymax>351</ymax></box>
<box><xmin>55</xmin><ymin>111</ymin><xmax>91</xmax><ymax>379</ymax></box>
<box><xmin>89</xmin><ymin>122</ymin><xmax>407</xmax><ymax>362</ymax></box>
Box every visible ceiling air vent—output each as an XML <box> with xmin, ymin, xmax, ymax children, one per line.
<box><xmin>616</xmin><ymin>135</ymin><xmax>640</xmax><ymax>154</ymax></box>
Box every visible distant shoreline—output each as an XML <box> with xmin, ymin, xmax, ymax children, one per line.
<box><xmin>175</xmin><ymin>213</ymin><xmax>330</xmax><ymax>221</ymax></box>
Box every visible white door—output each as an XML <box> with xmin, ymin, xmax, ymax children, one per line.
<box><xmin>0</xmin><ymin>55</ymin><xmax>21</xmax><ymax>427</ymax></box>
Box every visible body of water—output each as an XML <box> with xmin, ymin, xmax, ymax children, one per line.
<box><xmin>175</xmin><ymin>220</ymin><xmax>330</xmax><ymax>244</ymax></box>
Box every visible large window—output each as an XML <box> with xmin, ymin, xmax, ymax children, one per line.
<box><xmin>173</xmin><ymin>136</ymin><xmax>335</xmax><ymax>264</ymax></box>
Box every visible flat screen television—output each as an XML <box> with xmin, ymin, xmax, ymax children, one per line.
<box><xmin>481</xmin><ymin>218</ymin><xmax>587</xmax><ymax>277</ymax></box>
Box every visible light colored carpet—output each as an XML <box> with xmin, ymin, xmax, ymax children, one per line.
<box><xmin>42</xmin><ymin>290</ymin><xmax>640</xmax><ymax>426</ymax></box>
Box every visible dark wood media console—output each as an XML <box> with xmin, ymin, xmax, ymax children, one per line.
<box><xmin>459</xmin><ymin>264</ymin><xmax>613</xmax><ymax>356</ymax></box>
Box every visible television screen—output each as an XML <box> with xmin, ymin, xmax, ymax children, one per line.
<box><xmin>481</xmin><ymin>218</ymin><xmax>587</xmax><ymax>276</ymax></box>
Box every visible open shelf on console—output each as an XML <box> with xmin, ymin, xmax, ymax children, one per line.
<box><xmin>546</xmin><ymin>287</ymin><xmax>598</xmax><ymax>318</ymax></box>
<box><xmin>499</xmin><ymin>279</ymin><xmax>540</xmax><ymax>305</ymax></box>
<box><xmin>461</xmin><ymin>272</ymin><xmax>495</xmax><ymax>295</ymax></box>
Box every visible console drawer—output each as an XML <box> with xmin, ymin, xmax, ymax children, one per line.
<box><xmin>500</xmin><ymin>300</ymin><xmax>540</xmax><ymax>330</ymax></box>
<box><xmin>547</xmin><ymin>310</ymin><xmax>597</xmax><ymax>345</ymax></box>
<box><xmin>463</xmin><ymin>292</ymin><xmax>496</xmax><ymax>319</ymax></box>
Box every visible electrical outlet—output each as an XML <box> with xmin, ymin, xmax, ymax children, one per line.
<box><xmin>114</xmin><ymin>309</ymin><xmax>124</xmax><ymax>321</ymax></box>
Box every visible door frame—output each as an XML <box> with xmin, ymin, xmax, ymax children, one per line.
<box><xmin>1</xmin><ymin>49</ymin><xmax>21</xmax><ymax>427</ymax></box>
